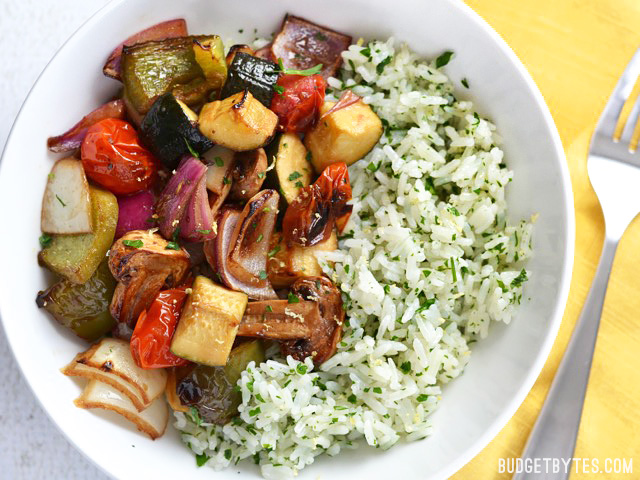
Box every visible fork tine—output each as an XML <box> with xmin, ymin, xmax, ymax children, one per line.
<box><xmin>620</xmin><ymin>87</ymin><xmax>640</xmax><ymax>144</ymax></box>
<box><xmin>594</xmin><ymin>47</ymin><xmax>640</xmax><ymax>138</ymax></box>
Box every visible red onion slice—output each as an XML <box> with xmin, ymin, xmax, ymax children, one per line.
<box><xmin>156</xmin><ymin>156</ymin><xmax>207</xmax><ymax>239</ymax></box>
<box><xmin>320</xmin><ymin>90</ymin><xmax>361</xmax><ymax>121</ymax></box>
<box><xmin>115</xmin><ymin>190</ymin><xmax>155</xmax><ymax>239</ymax></box>
<box><xmin>180</xmin><ymin>174</ymin><xmax>216</xmax><ymax>242</ymax></box>
<box><xmin>47</xmin><ymin>99</ymin><xmax>126</xmax><ymax>153</ymax></box>
<box><xmin>204</xmin><ymin>207</ymin><xmax>277</xmax><ymax>300</ymax></box>
<box><xmin>103</xmin><ymin>19</ymin><xmax>188</xmax><ymax>80</ymax></box>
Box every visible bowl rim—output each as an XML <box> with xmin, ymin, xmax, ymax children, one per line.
<box><xmin>0</xmin><ymin>0</ymin><xmax>575</xmax><ymax>479</ymax></box>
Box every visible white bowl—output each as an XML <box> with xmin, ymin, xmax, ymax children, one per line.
<box><xmin>0</xmin><ymin>0</ymin><xmax>573</xmax><ymax>478</ymax></box>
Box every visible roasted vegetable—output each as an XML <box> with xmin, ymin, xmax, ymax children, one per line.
<box><xmin>229</xmin><ymin>148</ymin><xmax>268</xmax><ymax>202</ymax></box>
<box><xmin>225</xmin><ymin>44</ymin><xmax>255</xmax><ymax>66</ymax></box>
<box><xmin>115</xmin><ymin>190</ymin><xmax>155</xmax><ymax>239</ymax></box>
<box><xmin>180</xmin><ymin>173</ymin><xmax>217</xmax><ymax>242</ymax></box>
<box><xmin>39</xmin><ymin>186</ymin><xmax>118</xmax><ymax>284</ymax></box>
<box><xmin>238</xmin><ymin>276</ymin><xmax>344</xmax><ymax>365</ymax></box>
<box><xmin>203</xmin><ymin>145</ymin><xmax>235</xmax><ymax>195</ymax></box>
<box><xmin>108</xmin><ymin>230</ymin><xmax>191</xmax><ymax>327</ymax></box>
<box><xmin>267</xmin><ymin>231</ymin><xmax>337</xmax><ymax>288</ymax></box>
<box><xmin>170</xmin><ymin>276</ymin><xmax>248</xmax><ymax>366</ymax></box>
<box><xmin>271</xmin><ymin>14</ymin><xmax>352</xmax><ymax>79</ymax></box>
<box><xmin>204</xmin><ymin>207</ymin><xmax>277</xmax><ymax>300</ymax></box>
<box><xmin>140</xmin><ymin>93</ymin><xmax>214</xmax><ymax>170</ymax></box>
<box><xmin>198</xmin><ymin>90</ymin><xmax>278</xmax><ymax>151</ymax></box>
<box><xmin>272</xmin><ymin>133</ymin><xmax>313</xmax><ymax>204</ymax></box>
<box><xmin>81</xmin><ymin>118</ymin><xmax>157</xmax><ymax>195</ymax></box>
<box><xmin>282</xmin><ymin>163</ymin><xmax>352</xmax><ymax>247</ymax></box>
<box><xmin>176</xmin><ymin>340</ymin><xmax>264</xmax><ymax>424</ymax></box>
<box><xmin>304</xmin><ymin>99</ymin><xmax>383</xmax><ymax>172</ymax></box>
<box><xmin>62</xmin><ymin>337</ymin><xmax>167</xmax><ymax>411</ymax></box>
<box><xmin>36</xmin><ymin>260</ymin><xmax>116</xmax><ymax>341</ymax></box>
<box><xmin>103</xmin><ymin>18</ymin><xmax>188</xmax><ymax>80</ymax></box>
<box><xmin>193</xmin><ymin>37</ymin><xmax>227</xmax><ymax>87</ymax></box>
<box><xmin>130</xmin><ymin>288</ymin><xmax>191</xmax><ymax>369</ymax></box>
<box><xmin>121</xmin><ymin>35</ymin><xmax>226</xmax><ymax>114</ymax></box>
<box><xmin>270</xmin><ymin>74</ymin><xmax>326</xmax><ymax>133</ymax></box>
<box><xmin>220</xmin><ymin>52</ymin><xmax>279</xmax><ymax>107</ymax></box>
<box><xmin>41</xmin><ymin>157</ymin><xmax>93</xmax><ymax>235</ymax></box>
<box><xmin>47</xmin><ymin>99</ymin><xmax>126</xmax><ymax>153</ymax></box>
<box><xmin>155</xmin><ymin>156</ymin><xmax>207</xmax><ymax>239</ymax></box>
<box><xmin>74</xmin><ymin>379</ymin><xmax>168</xmax><ymax>440</ymax></box>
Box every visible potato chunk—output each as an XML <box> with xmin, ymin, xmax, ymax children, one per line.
<box><xmin>304</xmin><ymin>100</ymin><xmax>383</xmax><ymax>173</ymax></box>
<box><xmin>198</xmin><ymin>91</ymin><xmax>277</xmax><ymax>151</ymax></box>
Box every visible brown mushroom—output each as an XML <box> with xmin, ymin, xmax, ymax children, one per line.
<box><xmin>237</xmin><ymin>276</ymin><xmax>344</xmax><ymax>365</ymax></box>
<box><xmin>108</xmin><ymin>230</ymin><xmax>190</xmax><ymax>327</ymax></box>
<box><xmin>229</xmin><ymin>148</ymin><xmax>268</xmax><ymax>202</ymax></box>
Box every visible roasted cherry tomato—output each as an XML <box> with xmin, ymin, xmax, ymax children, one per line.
<box><xmin>283</xmin><ymin>162</ymin><xmax>352</xmax><ymax>247</ymax></box>
<box><xmin>316</xmin><ymin>163</ymin><xmax>353</xmax><ymax>233</ymax></box>
<box><xmin>130</xmin><ymin>288</ymin><xmax>190</xmax><ymax>369</ymax></box>
<box><xmin>270</xmin><ymin>74</ymin><xmax>326</xmax><ymax>133</ymax></box>
<box><xmin>81</xmin><ymin>118</ymin><xmax>157</xmax><ymax>195</ymax></box>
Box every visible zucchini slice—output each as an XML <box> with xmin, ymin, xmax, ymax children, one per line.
<box><xmin>140</xmin><ymin>93</ymin><xmax>214</xmax><ymax>169</ymax></box>
<box><xmin>273</xmin><ymin>133</ymin><xmax>313</xmax><ymax>204</ymax></box>
<box><xmin>220</xmin><ymin>52</ymin><xmax>279</xmax><ymax>107</ymax></box>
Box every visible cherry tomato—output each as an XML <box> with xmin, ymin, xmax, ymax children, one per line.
<box><xmin>317</xmin><ymin>163</ymin><xmax>353</xmax><ymax>233</ymax></box>
<box><xmin>283</xmin><ymin>162</ymin><xmax>352</xmax><ymax>247</ymax></box>
<box><xmin>130</xmin><ymin>288</ymin><xmax>190</xmax><ymax>369</ymax></box>
<box><xmin>270</xmin><ymin>74</ymin><xmax>326</xmax><ymax>133</ymax></box>
<box><xmin>81</xmin><ymin>118</ymin><xmax>156</xmax><ymax>195</ymax></box>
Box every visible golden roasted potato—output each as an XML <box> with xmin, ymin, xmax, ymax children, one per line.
<box><xmin>304</xmin><ymin>100</ymin><xmax>383</xmax><ymax>173</ymax></box>
<box><xmin>198</xmin><ymin>91</ymin><xmax>278</xmax><ymax>151</ymax></box>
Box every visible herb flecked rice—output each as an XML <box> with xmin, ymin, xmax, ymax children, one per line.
<box><xmin>175</xmin><ymin>38</ymin><xmax>533</xmax><ymax>479</ymax></box>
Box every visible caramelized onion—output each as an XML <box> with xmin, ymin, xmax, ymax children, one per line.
<box><xmin>180</xmin><ymin>174</ymin><xmax>216</xmax><ymax>242</ymax></box>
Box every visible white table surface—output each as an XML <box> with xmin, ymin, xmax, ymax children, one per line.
<box><xmin>0</xmin><ymin>1</ymin><xmax>111</xmax><ymax>478</ymax></box>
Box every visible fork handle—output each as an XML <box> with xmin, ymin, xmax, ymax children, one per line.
<box><xmin>513</xmin><ymin>237</ymin><xmax>619</xmax><ymax>480</ymax></box>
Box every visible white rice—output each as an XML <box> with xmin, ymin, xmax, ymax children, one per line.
<box><xmin>175</xmin><ymin>38</ymin><xmax>533</xmax><ymax>478</ymax></box>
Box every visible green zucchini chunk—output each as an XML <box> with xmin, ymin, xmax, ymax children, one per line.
<box><xmin>140</xmin><ymin>93</ymin><xmax>214</xmax><ymax>169</ymax></box>
<box><xmin>220</xmin><ymin>52</ymin><xmax>279</xmax><ymax>107</ymax></box>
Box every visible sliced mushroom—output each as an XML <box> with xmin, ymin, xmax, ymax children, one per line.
<box><xmin>229</xmin><ymin>148</ymin><xmax>268</xmax><ymax>202</ymax></box>
<box><xmin>237</xmin><ymin>276</ymin><xmax>344</xmax><ymax>364</ymax></box>
<box><xmin>108</xmin><ymin>230</ymin><xmax>190</xmax><ymax>327</ymax></box>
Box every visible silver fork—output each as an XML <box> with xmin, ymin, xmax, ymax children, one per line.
<box><xmin>514</xmin><ymin>48</ymin><xmax>640</xmax><ymax>480</ymax></box>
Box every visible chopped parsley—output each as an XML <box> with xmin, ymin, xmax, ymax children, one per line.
<box><xmin>450</xmin><ymin>257</ymin><xmax>457</xmax><ymax>282</ymax></box>
<box><xmin>249</xmin><ymin>407</ymin><xmax>261</xmax><ymax>417</ymax></box>
<box><xmin>256</xmin><ymin>233</ymin><xmax>264</xmax><ymax>243</ymax></box>
<box><xmin>400</xmin><ymin>361</ymin><xmax>412</xmax><ymax>374</ymax></box>
<box><xmin>224</xmin><ymin>449</ymin><xmax>232</xmax><ymax>461</ymax></box>
<box><xmin>123</xmin><ymin>239</ymin><xmax>143</xmax><ymax>248</ymax></box>
<box><xmin>287</xmin><ymin>292</ymin><xmax>300</xmax><ymax>304</ymax></box>
<box><xmin>265</xmin><ymin>305</ymin><xmax>273</xmax><ymax>313</ymax></box>
<box><xmin>306</xmin><ymin>151</ymin><xmax>312</xmax><ymax>162</ymax></box>
<box><xmin>296</xmin><ymin>364</ymin><xmax>308</xmax><ymax>374</ymax></box>
<box><xmin>274</xmin><ymin>84</ymin><xmax>285</xmax><ymax>95</ymax></box>
<box><xmin>360</xmin><ymin>47</ymin><xmax>372</xmax><ymax>59</ymax></box>
<box><xmin>257</xmin><ymin>171</ymin><xmax>265</xmax><ymax>179</ymax></box>
<box><xmin>461</xmin><ymin>77</ymin><xmax>470</xmax><ymax>88</ymax></box>
<box><xmin>447</xmin><ymin>206</ymin><xmax>460</xmax><ymax>216</ymax></box>
<box><xmin>373</xmin><ymin>387</ymin><xmax>382</xmax><ymax>394</ymax></box>
<box><xmin>195</xmin><ymin>453</ymin><xmax>210</xmax><ymax>467</ymax></box>
<box><xmin>416</xmin><ymin>394</ymin><xmax>429</xmax><ymax>402</ymax></box>
<box><xmin>258</xmin><ymin>270</ymin><xmax>267</xmax><ymax>280</ymax></box>
<box><xmin>268</xmin><ymin>245</ymin><xmax>281</xmax><ymax>257</ymax></box>
<box><xmin>288</xmin><ymin>171</ymin><xmax>303</xmax><ymax>181</ymax></box>
<box><xmin>55</xmin><ymin>194</ymin><xmax>66</xmax><ymax>207</ymax></box>
<box><xmin>435</xmin><ymin>50</ymin><xmax>454</xmax><ymax>68</ymax></box>
<box><xmin>39</xmin><ymin>233</ymin><xmax>52</xmax><ymax>248</ymax></box>
<box><xmin>347</xmin><ymin>394</ymin><xmax>357</xmax><ymax>404</ymax></box>
<box><xmin>222</xmin><ymin>176</ymin><xmax>231</xmax><ymax>185</ymax></box>
<box><xmin>165</xmin><ymin>241</ymin><xmax>180</xmax><ymax>250</ymax></box>
<box><xmin>376</xmin><ymin>56</ymin><xmax>392</xmax><ymax>74</ymax></box>
<box><xmin>214</xmin><ymin>156</ymin><xmax>224</xmax><ymax>167</ymax></box>
<box><xmin>277</xmin><ymin>58</ymin><xmax>323</xmax><ymax>76</ymax></box>
<box><xmin>511</xmin><ymin>269</ymin><xmax>528</xmax><ymax>288</ymax></box>
<box><xmin>184</xmin><ymin>138</ymin><xmax>199</xmax><ymax>158</ymax></box>
<box><xmin>196</xmin><ymin>229</ymin><xmax>212</xmax><ymax>235</ymax></box>
<box><xmin>295</xmin><ymin>181</ymin><xmax>303</xmax><ymax>188</ymax></box>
